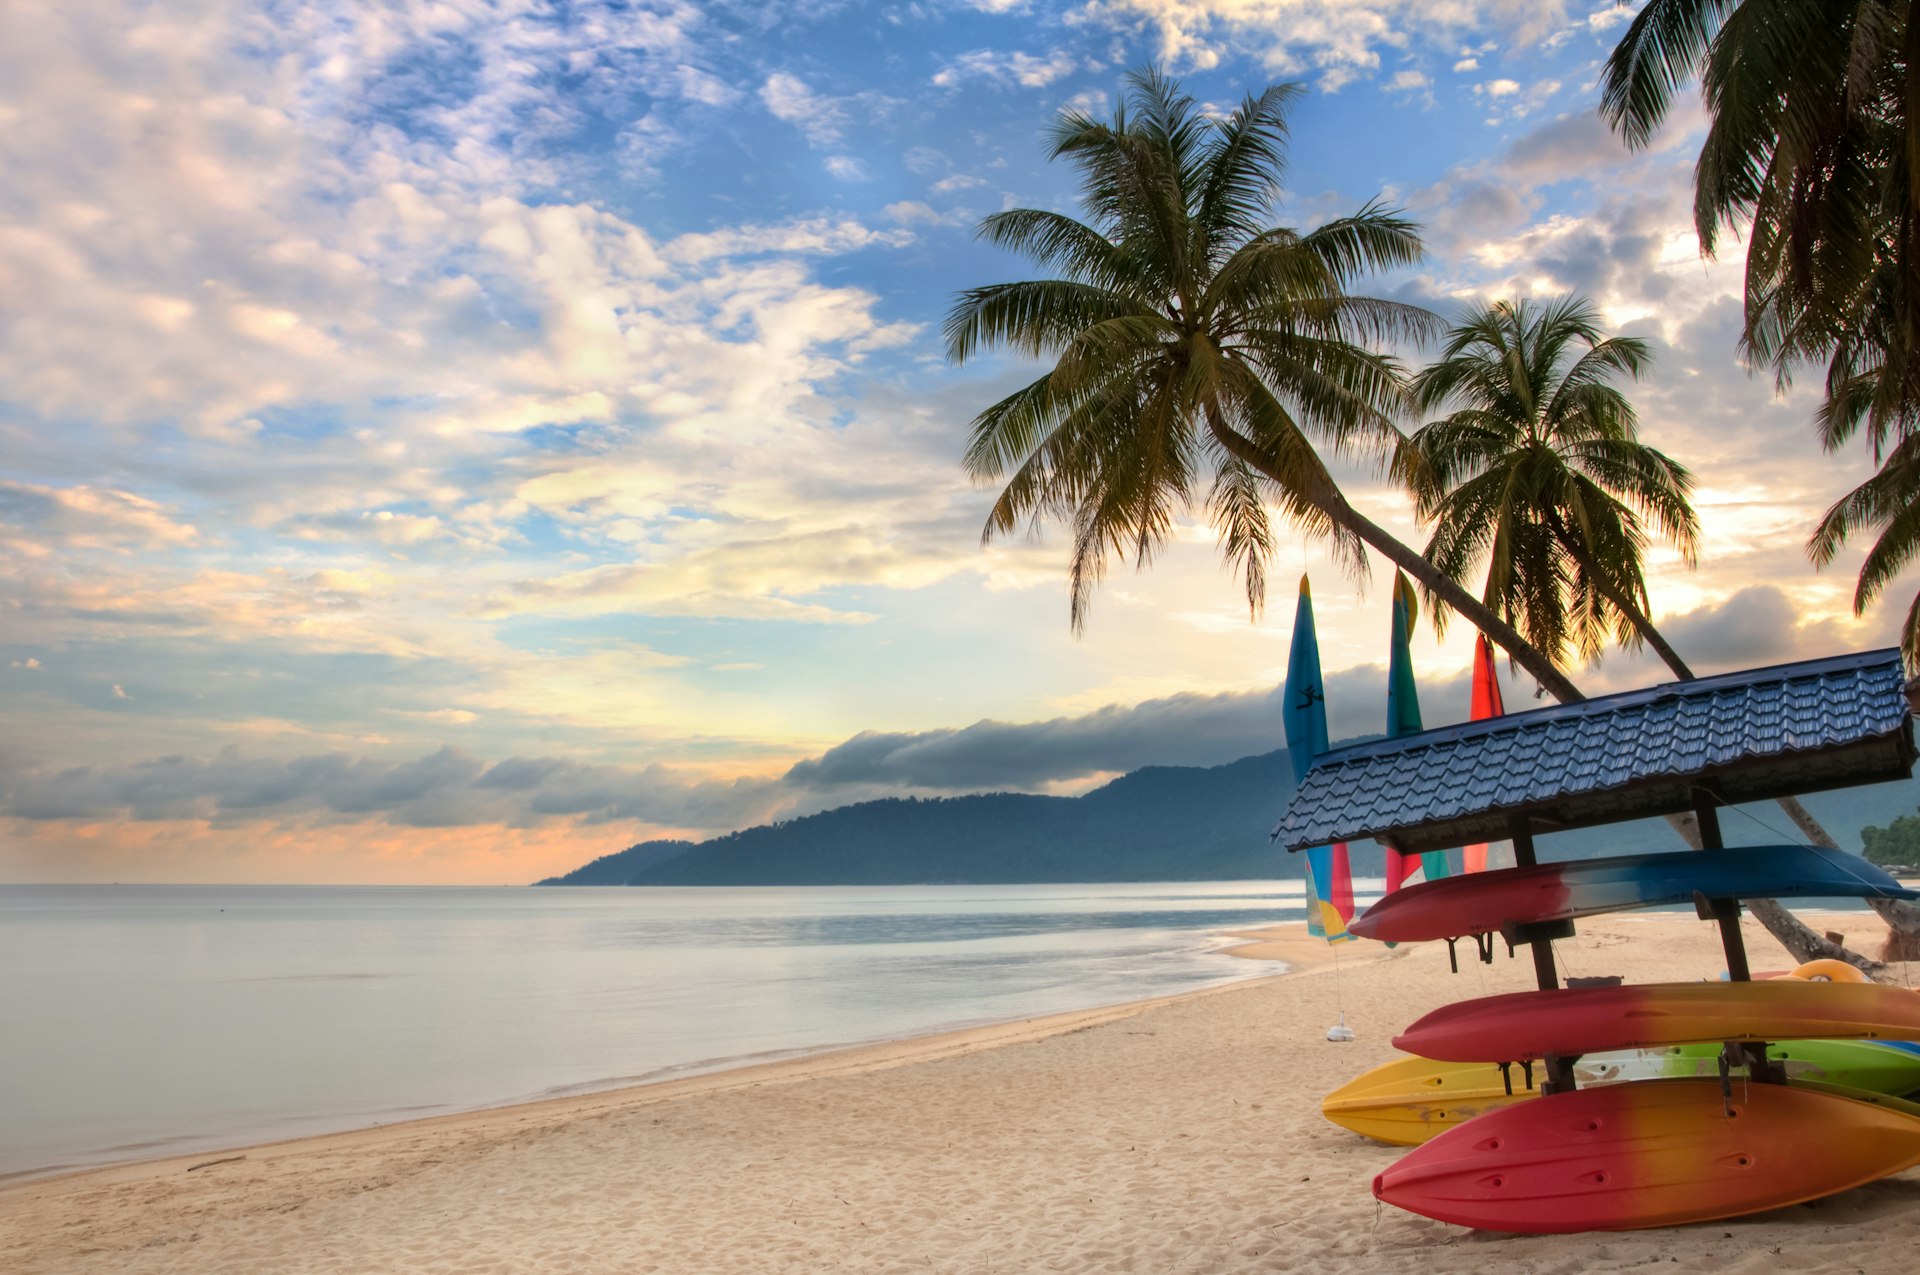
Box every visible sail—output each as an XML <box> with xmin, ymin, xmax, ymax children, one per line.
<box><xmin>1463</xmin><ymin>633</ymin><xmax>1508</xmax><ymax>872</ymax></box>
<box><xmin>1284</xmin><ymin>577</ymin><xmax>1354</xmax><ymax>942</ymax></box>
<box><xmin>1386</xmin><ymin>572</ymin><xmax>1452</xmax><ymax>888</ymax></box>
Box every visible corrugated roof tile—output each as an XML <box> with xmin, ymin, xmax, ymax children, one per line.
<box><xmin>1279</xmin><ymin>649</ymin><xmax>1915</xmax><ymax>853</ymax></box>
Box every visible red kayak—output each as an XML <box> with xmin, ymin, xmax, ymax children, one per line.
<box><xmin>1374</xmin><ymin>1077</ymin><xmax>1920</xmax><ymax>1232</ymax></box>
<box><xmin>1394</xmin><ymin>980</ymin><xmax>1920</xmax><ymax>1062</ymax></box>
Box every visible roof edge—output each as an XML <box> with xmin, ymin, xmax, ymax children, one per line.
<box><xmin>1311</xmin><ymin>647</ymin><xmax>1905</xmax><ymax>770</ymax></box>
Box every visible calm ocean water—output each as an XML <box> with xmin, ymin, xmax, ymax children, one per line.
<box><xmin>0</xmin><ymin>881</ymin><xmax>1339</xmax><ymax>1180</ymax></box>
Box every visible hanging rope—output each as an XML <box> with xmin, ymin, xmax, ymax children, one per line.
<box><xmin>1325</xmin><ymin>939</ymin><xmax>1355</xmax><ymax>1040</ymax></box>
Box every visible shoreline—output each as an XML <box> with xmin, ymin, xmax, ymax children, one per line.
<box><xmin>0</xmin><ymin>922</ymin><xmax>1341</xmax><ymax>1201</ymax></box>
<box><xmin>12</xmin><ymin>910</ymin><xmax>1918</xmax><ymax>1274</ymax></box>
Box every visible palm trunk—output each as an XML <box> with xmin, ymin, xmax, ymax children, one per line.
<box><xmin>1205</xmin><ymin>419</ymin><xmax>1586</xmax><ymax>703</ymax></box>
<box><xmin>1322</xmin><ymin>493</ymin><xmax>1589</xmax><ymax>701</ymax></box>
<box><xmin>1588</xmin><ymin>571</ymin><xmax>1695</xmax><ymax>679</ymax></box>
<box><xmin>1588</xmin><ymin>561</ymin><xmax>1887</xmax><ymax>974</ymax></box>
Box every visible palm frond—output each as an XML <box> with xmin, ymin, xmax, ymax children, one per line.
<box><xmin>1601</xmin><ymin>0</ymin><xmax>1739</xmax><ymax>149</ymax></box>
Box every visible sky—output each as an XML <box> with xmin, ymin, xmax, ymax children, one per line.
<box><xmin>2</xmin><ymin>0</ymin><xmax>1909</xmax><ymax>884</ymax></box>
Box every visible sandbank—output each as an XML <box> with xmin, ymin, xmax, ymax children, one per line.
<box><xmin>6</xmin><ymin>909</ymin><xmax>1920</xmax><ymax>1273</ymax></box>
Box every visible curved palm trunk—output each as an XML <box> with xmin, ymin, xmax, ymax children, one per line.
<box><xmin>1589</xmin><ymin>572</ymin><xmax>1696</xmax><ymax>680</ymax></box>
<box><xmin>1324</xmin><ymin>495</ymin><xmax>1589</xmax><ymax>701</ymax></box>
<box><xmin>1205</xmin><ymin>419</ymin><xmax>1587</xmax><ymax>703</ymax></box>
<box><xmin>1588</xmin><ymin>564</ymin><xmax>1889</xmax><ymax>973</ymax></box>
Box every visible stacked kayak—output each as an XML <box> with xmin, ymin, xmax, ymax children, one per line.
<box><xmin>1331</xmin><ymin>847</ymin><xmax>1920</xmax><ymax>1233</ymax></box>
<box><xmin>1324</xmin><ymin>1039</ymin><xmax>1920</xmax><ymax>1146</ymax></box>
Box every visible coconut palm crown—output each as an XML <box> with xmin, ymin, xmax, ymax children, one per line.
<box><xmin>1409</xmin><ymin>297</ymin><xmax>1700</xmax><ymax>672</ymax></box>
<box><xmin>1603</xmin><ymin>1</ymin><xmax>1920</xmax><ymax>659</ymax></box>
<box><xmin>945</xmin><ymin>69</ymin><xmax>1585</xmax><ymax>701</ymax></box>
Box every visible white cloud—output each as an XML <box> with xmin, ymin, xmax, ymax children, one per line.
<box><xmin>1587</xmin><ymin>4</ymin><xmax>1635</xmax><ymax>33</ymax></box>
<box><xmin>1473</xmin><ymin>77</ymin><xmax>1562</xmax><ymax>121</ymax></box>
<box><xmin>932</xmin><ymin>173</ymin><xmax>987</xmax><ymax>194</ymax></box>
<box><xmin>1454</xmin><ymin>57</ymin><xmax>1480</xmax><ymax>72</ymax></box>
<box><xmin>884</xmin><ymin>200</ymin><xmax>961</xmax><ymax>226</ymax></box>
<box><xmin>1059</xmin><ymin>88</ymin><xmax>1108</xmax><ymax>116</ymax></box>
<box><xmin>759</xmin><ymin>72</ymin><xmax>847</xmax><ymax>145</ymax></box>
<box><xmin>665</xmin><ymin>216</ymin><xmax>912</xmax><ymax>264</ymax></box>
<box><xmin>934</xmin><ymin>49</ymin><xmax>1079</xmax><ymax>89</ymax></box>
<box><xmin>673</xmin><ymin>65</ymin><xmax>738</xmax><ymax>107</ymax></box>
<box><xmin>112</xmin><ymin>684</ymin><xmax>131</xmax><ymax>700</ymax></box>
<box><xmin>824</xmin><ymin>155</ymin><xmax>871</xmax><ymax>181</ymax></box>
<box><xmin>1387</xmin><ymin>70</ymin><xmax>1430</xmax><ymax>92</ymax></box>
<box><xmin>903</xmin><ymin>146</ymin><xmax>949</xmax><ymax>174</ymax></box>
<box><xmin>0</xmin><ymin>482</ymin><xmax>199</xmax><ymax>552</ymax></box>
<box><xmin>1070</xmin><ymin>0</ymin><xmax>1571</xmax><ymax>85</ymax></box>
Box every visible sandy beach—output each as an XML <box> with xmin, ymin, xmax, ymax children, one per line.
<box><xmin>6</xmin><ymin>911</ymin><xmax>1919</xmax><ymax>1274</ymax></box>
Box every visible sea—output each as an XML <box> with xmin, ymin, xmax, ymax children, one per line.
<box><xmin>0</xmin><ymin>880</ymin><xmax>1341</xmax><ymax>1181</ymax></box>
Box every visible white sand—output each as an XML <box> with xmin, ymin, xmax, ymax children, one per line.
<box><xmin>5</xmin><ymin>911</ymin><xmax>1919</xmax><ymax>1274</ymax></box>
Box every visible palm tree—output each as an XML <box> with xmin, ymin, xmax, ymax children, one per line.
<box><xmin>1602</xmin><ymin>1</ymin><xmax>1920</xmax><ymax>661</ymax></box>
<box><xmin>1606</xmin><ymin>4</ymin><xmax>1920</xmax><ymax>962</ymax></box>
<box><xmin>1413</xmin><ymin>295</ymin><xmax>1889</xmax><ymax>971</ymax></box>
<box><xmin>944</xmin><ymin>69</ymin><xmax>1584</xmax><ymax>703</ymax></box>
<box><xmin>1407</xmin><ymin>297</ymin><xmax>1700</xmax><ymax>674</ymax></box>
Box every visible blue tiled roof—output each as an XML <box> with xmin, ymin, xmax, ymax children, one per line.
<box><xmin>1278</xmin><ymin>649</ymin><xmax>1916</xmax><ymax>854</ymax></box>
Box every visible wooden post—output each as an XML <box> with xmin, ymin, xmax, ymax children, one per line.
<box><xmin>1693</xmin><ymin>795</ymin><xmax>1724</xmax><ymax>851</ymax></box>
<box><xmin>1507</xmin><ymin>813</ymin><xmax>1537</xmax><ymax>868</ymax></box>
<box><xmin>1692</xmin><ymin>789</ymin><xmax>1752</xmax><ymax>983</ymax></box>
<box><xmin>1530</xmin><ymin>936</ymin><xmax>1559</xmax><ymax>990</ymax></box>
<box><xmin>1506</xmin><ymin>816</ymin><xmax>1557</xmax><ymax>988</ymax></box>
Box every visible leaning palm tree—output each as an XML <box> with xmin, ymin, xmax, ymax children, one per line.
<box><xmin>1608</xmin><ymin>5</ymin><xmax>1920</xmax><ymax>962</ymax></box>
<box><xmin>1603</xmin><ymin>1</ymin><xmax>1920</xmax><ymax>661</ymax></box>
<box><xmin>1407</xmin><ymin>297</ymin><xmax>1700</xmax><ymax>673</ymax></box>
<box><xmin>945</xmin><ymin>69</ymin><xmax>1584</xmax><ymax>702</ymax></box>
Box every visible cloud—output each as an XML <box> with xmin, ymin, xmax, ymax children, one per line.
<box><xmin>760</xmin><ymin>72</ymin><xmax>848</xmax><ymax>145</ymax></box>
<box><xmin>934</xmin><ymin>49</ymin><xmax>1080</xmax><ymax>89</ymax></box>
<box><xmin>1651</xmin><ymin>586</ymin><xmax>1845</xmax><ymax>672</ymax></box>
<box><xmin>0</xmin><ymin>743</ymin><xmax>772</xmax><ymax>831</ymax></box>
<box><xmin>663</xmin><ymin>216</ymin><xmax>912</xmax><ymax>264</ymax></box>
<box><xmin>0</xmin><ymin>660</ymin><xmax>1496</xmax><ymax>841</ymax></box>
<box><xmin>884</xmin><ymin>200</ymin><xmax>966</xmax><ymax>227</ymax></box>
<box><xmin>824</xmin><ymin>155</ymin><xmax>871</xmax><ymax>181</ymax></box>
<box><xmin>783</xmin><ymin>662</ymin><xmax>1492</xmax><ymax>791</ymax></box>
<box><xmin>0</xmin><ymin>482</ymin><xmax>199</xmax><ymax>553</ymax></box>
<box><xmin>1069</xmin><ymin>0</ymin><xmax>1572</xmax><ymax>85</ymax></box>
<box><xmin>1587</xmin><ymin>4</ymin><xmax>1634</xmax><ymax>32</ymax></box>
<box><xmin>1474</xmin><ymin>76</ymin><xmax>1562</xmax><ymax>121</ymax></box>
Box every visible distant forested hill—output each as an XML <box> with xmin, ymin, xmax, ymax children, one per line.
<box><xmin>537</xmin><ymin>750</ymin><xmax>1302</xmax><ymax>885</ymax></box>
<box><xmin>535</xmin><ymin>747</ymin><xmax>1920</xmax><ymax>886</ymax></box>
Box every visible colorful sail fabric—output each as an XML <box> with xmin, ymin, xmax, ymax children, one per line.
<box><xmin>1386</xmin><ymin>572</ymin><xmax>1452</xmax><ymax>889</ymax></box>
<box><xmin>1463</xmin><ymin>633</ymin><xmax>1507</xmax><ymax>873</ymax></box>
<box><xmin>1284</xmin><ymin>576</ymin><xmax>1354</xmax><ymax>942</ymax></box>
